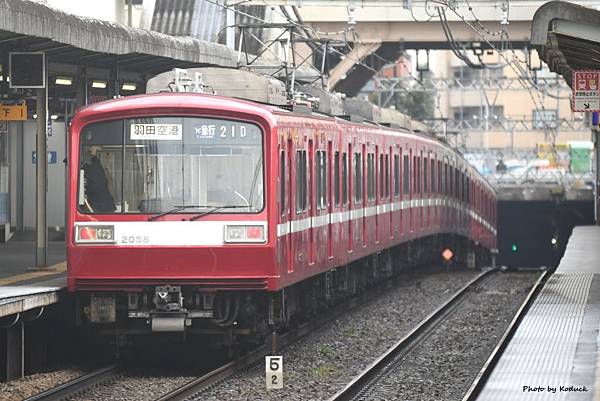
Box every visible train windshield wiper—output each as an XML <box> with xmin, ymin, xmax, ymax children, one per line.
<box><xmin>148</xmin><ymin>205</ymin><xmax>205</xmax><ymax>221</ymax></box>
<box><xmin>189</xmin><ymin>205</ymin><xmax>249</xmax><ymax>221</ymax></box>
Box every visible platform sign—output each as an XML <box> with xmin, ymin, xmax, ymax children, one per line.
<box><xmin>265</xmin><ymin>356</ymin><xmax>283</xmax><ymax>389</ymax></box>
<box><xmin>0</xmin><ymin>104</ymin><xmax>26</xmax><ymax>121</ymax></box>
<box><xmin>572</xmin><ymin>70</ymin><xmax>600</xmax><ymax>112</ymax></box>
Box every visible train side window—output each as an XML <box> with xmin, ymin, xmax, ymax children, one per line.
<box><xmin>431</xmin><ymin>158</ymin><xmax>435</xmax><ymax>195</ymax></box>
<box><xmin>403</xmin><ymin>155</ymin><xmax>410</xmax><ymax>194</ymax></box>
<box><xmin>342</xmin><ymin>152</ymin><xmax>348</xmax><ymax>205</ymax></box>
<box><xmin>394</xmin><ymin>154</ymin><xmax>400</xmax><ymax>197</ymax></box>
<box><xmin>367</xmin><ymin>153</ymin><xmax>375</xmax><ymax>201</ymax></box>
<box><xmin>280</xmin><ymin>150</ymin><xmax>285</xmax><ymax>217</ymax></box>
<box><xmin>315</xmin><ymin>150</ymin><xmax>327</xmax><ymax>210</ymax></box>
<box><xmin>423</xmin><ymin>157</ymin><xmax>428</xmax><ymax>193</ymax></box>
<box><xmin>295</xmin><ymin>150</ymin><xmax>307</xmax><ymax>212</ymax></box>
<box><xmin>379</xmin><ymin>154</ymin><xmax>384</xmax><ymax>199</ymax></box>
<box><xmin>385</xmin><ymin>153</ymin><xmax>390</xmax><ymax>198</ymax></box>
<box><xmin>334</xmin><ymin>151</ymin><xmax>340</xmax><ymax>206</ymax></box>
<box><xmin>354</xmin><ymin>152</ymin><xmax>362</xmax><ymax>202</ymax></box>
<box><xmin>437</xmin><ymin>160</ymin><xmax>442</xmax><ymax>194</ymax></box>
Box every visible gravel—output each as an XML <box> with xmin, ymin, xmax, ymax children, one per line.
<box><xmin>195</xmin><ymin>265</ymin><xmax>482</xmax><ymax>401</ymax></box>
<box><xmin>62</xmin><ymin>372</ymin><xmax>196</xmax><ymax>401</ymax></box>
<box><xmin>0</xmin><ymin>368</ymin><xmax>84</xmax><ymax>401</ymax></box>
<box><xmin>352</xmin><ymin>271</ymin><xmax>539</xmax><ymax>401</ymax></box>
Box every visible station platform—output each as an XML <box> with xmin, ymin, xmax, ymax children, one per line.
<box><xmin>478</xmin><ymin>226</ymin><xmax>600</xmax><ymax>401</ymax></box>
<box><xmin>0</xmin><ymin>238</ymin><xmax>66</xmax><ymax>286</ymax></box>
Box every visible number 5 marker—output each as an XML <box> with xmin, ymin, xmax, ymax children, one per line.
<box><xmin>265</xmin><ymin>356</ymin><xmax>283</xmax><ymax>389</ymax></box>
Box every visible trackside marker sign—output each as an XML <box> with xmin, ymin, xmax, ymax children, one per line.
<box><xmin>572</xmin><ymin>70</ymin><xmax>600</xmax><ymax>112</ymax></box>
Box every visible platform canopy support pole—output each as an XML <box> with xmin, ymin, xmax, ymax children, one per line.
<box><xmin>35</xmin><ymin>75</ymin><xmax>48</xmax><ymax>267</ymax></box>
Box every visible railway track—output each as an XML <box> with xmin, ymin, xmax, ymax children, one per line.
<box><xmin>327</xmin><ymin>268</ymin><xmax>546</xmax><ymax>401</ymax></box>
<box><xmin>22</xmin><ymin>364</ymin><xmax>122</xmax><ymax>401</ymax></box>
<box><xmin>157</xmin><ymin>268</ymin><xmax>498</xmax><ymax>401</ymax></box>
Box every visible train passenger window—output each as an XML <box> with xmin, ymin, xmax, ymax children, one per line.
<box><xmin>280</xmin><ymin>150</ymin><xmax>285</xmax><ymax>217</ymax></box>
<box><xmin>317</xmin><ymin>151</ymin><xmax>327</xmax><ymax>210</ymax></box>
<box><xmin>334</xmin><ymin>152</ymin><xmax>340</xmax><ymax>206</ymax></box>
<box><xmin>431</xmin><ymin>159</ymin><xmax>435</xmax><ymax>195</ymax></box>
<box><xmin>423</xmin><ymin>157</ymin><xmax>428</xmax><ymax>193</ymax></box>
<box><xmin>438</xmin><ymin>160</ymin><xmax>442</xmax><ymax>194</ymax></box>
<box><xmin>403</xmin><ymin>155</ymin><xmax>410</xmax><ymax>194</ymax></box>
<box><xmin>455</xmin><ymin>168</ymin><xmax>460</xmax><ymax>200</ymax></box>
<box><xmin>296</xmin><ymin>150</ymin><xmax>307</xmax><ymax>212</ymax></box>
<box><xmin>354</xmin><ymin>152</ymin><xmax>362</xmax><ymax>202</ymax></box>
<box><xmin>342</xmin><ymin>152</ymin><xmax>348</xmax><ymax>205</ymax></box>
<box><xmin>394</xmin><ymin>154</ymin><xmax>400</xmax><ymax>197</ymax></box>
<box><xmin>385</xmin><ymin>154</ymin><xmax>390</xmax><ymax>198</ymax></box>
<box><xmin>379</xmin><ymin>154</ymin><xmax>384</xmax><ymax>199</ymax></box>
<box><xmin>367</xmin><ymin>153</ymin><xmax>375</xmax><ymax>201</ymax></box>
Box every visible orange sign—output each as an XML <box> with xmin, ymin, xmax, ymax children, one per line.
<box><xmin>0</xmin><ymin>104</ymin><xmax>26</xmax><ymax>120</ymax></box>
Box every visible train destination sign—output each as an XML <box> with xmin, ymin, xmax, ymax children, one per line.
<box><xmin>572</xmin><ymin>70</ymin><xmax>600</xmax><ymax>112</ymax></box>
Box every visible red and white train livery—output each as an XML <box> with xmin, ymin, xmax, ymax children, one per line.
<box><xmin>67</xmin><ymin>92</ymin><xmax>496</xmax><ymax>338</ymax></box>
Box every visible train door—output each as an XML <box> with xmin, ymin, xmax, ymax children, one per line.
<box><xmin>375</xmin><ymin>145</ymin><xmax>380</xmax><ymax>244</ymax></box>
<box><xmin>347</xmin><ymin>142</ymin><xmax>353</xmax><ymax>253</ymax></box>
<box><xmin>362</xmin><ymin>143</ymin><xmax>367</xmax><ymax>248</ymax></box>
<box><xmin>387</xmin><ymin>147</ymin><xmax>393</xmax><ymax>240</ymax></box>
<box><xmin>286</xmin><ymin>139</ymin><xmax>293</xmax><ymax>273</ymax></box>
<box><xmin>327</xmin><ymin>140</ymin><xmax>334</xmax><ymax>260</ymax></box>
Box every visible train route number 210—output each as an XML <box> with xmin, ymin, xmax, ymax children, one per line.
<box><xmin>265</xmin><ymin>356</ymin><xmax>283</xmax><ymax>389</ymax></box>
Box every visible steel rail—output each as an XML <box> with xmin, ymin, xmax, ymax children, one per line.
<box><xmin>461</xmin><ymin>269</ymin><xmax>549</xmax><ymax>401</ymax></box>
<box><xmin>156</xmin><ymin>265</ymin><xmax>445</xmax><ymax>401</ymax></box>
<box><xmin>23</xmin><ymin>363</ymin><xmax>122</xmax><ymax>401</ymax></box>
<box><xmin>328</xmin><ymin>267</ymin><xmax>499</xmax><ymax>401</ymax></box>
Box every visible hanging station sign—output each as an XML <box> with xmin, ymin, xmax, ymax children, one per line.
<box><xmin>0</xmin><ymin>104</ymin><xmax>27</xmax><ymax>121</ymax></box>
<box><xmin>572</xmin><ymin>70</ymin><xmax>600</xmax><ymax>112</ymax></box>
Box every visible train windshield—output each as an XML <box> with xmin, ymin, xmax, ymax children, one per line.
<box><xmin>78</xmin><ymin>117</ymin><xmax>264</xmax><ymax>214</ymax></box>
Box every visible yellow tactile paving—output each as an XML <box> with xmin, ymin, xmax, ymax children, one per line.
<box><xmin>0</xmin><ymin>261</ymin><xmax>66</xmax><ymax>286</ymax></box>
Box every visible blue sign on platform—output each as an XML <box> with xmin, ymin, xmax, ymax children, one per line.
<box><xmin>32</xmin><ymin>151</ymin><xmax>57</xmax><ymax>164</ymax></box>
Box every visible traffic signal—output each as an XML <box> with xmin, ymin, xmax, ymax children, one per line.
<box><xmin>511</xmin><ymin>243</ymin><xmax>518</xmax><ymax>252</ymax></box>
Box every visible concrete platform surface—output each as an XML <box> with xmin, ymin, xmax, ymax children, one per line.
<box><xmin>477</xmin><ymin>226</ymin><xmax>600</xmax><ymax>401</ymax></box>
<box><xmin>0</xmin><ymin>240</ymin><xmax>66</xmax><ymax>285</ymax></box>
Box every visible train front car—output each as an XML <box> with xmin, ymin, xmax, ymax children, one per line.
<box><xmin>67</xmin><ymin>93</ymin><xmax>277</xmax><ymax>341</ymax></box>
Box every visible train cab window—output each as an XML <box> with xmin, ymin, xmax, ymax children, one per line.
<box><xmin>296</xmin><ymin>150</ymin><xmax>307</xmax><ymax>212</ymax></box>
<box><xmin>354</xmin><ymin>152</ymin><xmax>362</xmax><ymax>202</ymax></box>
<box><xmin>280</xmin><ymin>150</ymin><xmax>285</xmax><ymax>217</ymax></box>
<box><xmin>342</xmin><ymin>152</ymin><xmax>348</xmax><ymax>205</ymax></box>
<box><xmin>423</xmin><ymin>157</ymin><xmax>428</xmax><ymax>193</ymax></box>
<box><xmin>403</xmin><ymin>155</ymin><xmax>410</xmax><ymax>194</ymax></box>
<box><xmin>394</xmin><ymin>154</ymin><xmax>400</xmax><ymax>197</ymax></box>
<box><xmin>80</xmin><ymin>117</ymin><xmax>264</xmax><ymax>215</ymax></box>
<box><xmin>334</xmin><ymin>151</ymin><xmax>340</xmax><ymax>206</ymax></box>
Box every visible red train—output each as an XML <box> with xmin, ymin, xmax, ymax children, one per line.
<box><xmin>67</xmin><ymin>92</ymin><xmax>497</xmax><ymax>342</ymax></box>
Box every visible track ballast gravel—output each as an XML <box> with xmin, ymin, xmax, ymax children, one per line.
<box><xmin>0</xmin><ymin>368</ymin><xmax>84</xmax><ymax>401</ymax></box>
<box><xmin>196</xmin><ymin>265</ymin><xmax>482</xmax><ymax>401</ymax></box>
<box><xmin>349</xmin><ymin>271</ymin><xmax>539</xmax><ymax>401</ymax></box>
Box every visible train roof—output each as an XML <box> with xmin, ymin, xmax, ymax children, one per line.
<box><xmin>73</xmin><ymin>92</ymin><xmax>496</xmax><ymax>194</ymax></box>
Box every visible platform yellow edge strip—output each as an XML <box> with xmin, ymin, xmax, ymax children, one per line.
<box><xmin>0</xmin><ymin>261</ymin><xmax>67</xmax><ymax>286</ymax></box>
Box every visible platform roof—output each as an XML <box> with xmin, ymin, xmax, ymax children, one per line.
<box><xmin>531</xmin><ymin>0</ymin><xmax>600</xmax><ymax>89</ymax></box>
<box><xmin>0</xmin><ymin>0</ymin><xmax>237</xmax><ymax>74</ymax></box>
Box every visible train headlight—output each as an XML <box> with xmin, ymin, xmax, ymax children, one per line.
<box><xmin>224</xmin><ymin>225</ymin><xmax>266</xmax><ymax>243</ymax></box>
<box><xmin>76</xmin><ymin>225</ymin><xmax>115</xmax><ymax>244</ymax></box>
